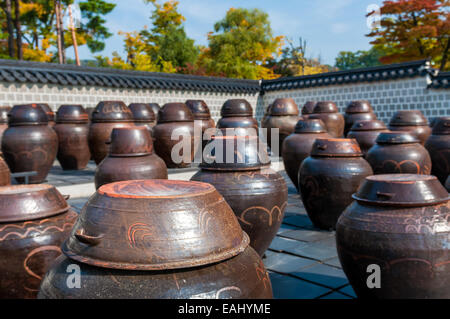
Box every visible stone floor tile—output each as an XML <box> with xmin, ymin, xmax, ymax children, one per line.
<box><xmin>282</xmin><ymin>215</ymin><xmax>314</xmax><ymax>229</ymax></box>
<box><xmin>319</xmin><ymin>292</ymin><xmax>352</xmax><ymax>299</ymax></box>
<box><xmin>280</xmin><ymin>229</ymin><xmax>334</xmax><ymax>243</ymax></box>
<box><xmin>322</xmin><ymin>257</ymin><xmax>343</xmax><ymax>268</ymax></box>
<box><xmin>269</xmin><ymin>272</ymin><xmax>331</xmax><ymax>299</ymax></box>
<box><xmin>292</xmin><ymin>263</ymin><xmax>348</xmax><ymax>289</ymax></box>
<box><xmin>339</xmin><ymin>285</ymin><xmax>357</xmax><ymax>298</ymax></box>
<box><xmin>276</xmin><ymin>223</ymin><xmax>300</xmax><ymax>235</ymax></box>
<box><xmin>284</xmin><ymin>240</ymin><xmax>338</xmax><ymax>261</ymax></box>
<box><xmin>269</xmin><ymin>236</ymin><xmax>306</xmax><ymax>252</ymax></box>
<box><xmin>264</xmin><ymin>251</ymin><xmax>317</xmax><ymax>273</ymax></box>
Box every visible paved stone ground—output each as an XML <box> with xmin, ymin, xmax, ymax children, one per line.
<box><xmin>57</xmin><ymin>160</ymin><xmax>356</xmax><ymax>299</ymax></box>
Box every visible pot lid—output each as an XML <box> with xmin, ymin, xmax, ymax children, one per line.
<box><xmin>376</xmin><ymin>131</ymin><xmax>419</xmax><ymax>144</ymax></box>
<box><xmin>8</xmin><ymin>104</ymin><xmax>48</xmax><ymax>126</ymax></box>
<box><xmin>157</xmin><ymin>103</ymin><xmax>194</xmax><ymax>123</ymax></box>
<box><xmin>294</xmin><ymin>119</ymin><xmax>327</xmax><ymax>133</ymax></box>
<box><xmin>345</xmin><ymin>100</ymin><xmax>373</xmax><ymax>114</ymax></box>
<box><xmin>185</xmin><ymin>100</ymin><xmax>211</xmax><ymax>119</ymax></box>
<box><xmin>0</xmin><ymin>184</ymin><xmax>70</xmax><ymax>223</ymax></box>
<box><xmin>128</xmin><ymin>103</ymin><xmax>156</xmax><ymax>123</ymax></box>
<box><xmin>108</xmin><ymin>127</ymin><xmax>153</xmax><ymax>157</ymax></box>
<box><xmin>0</xmin><ymin>106</ymin><xmax>11</xmax><ymax>124</ymax></box>
<box><xmin>313</xmin><ymin>101</ymin><xmax>339</xmax><ymax>113</ymax></box>
<box><xmin>389</xmin><ymin>110</ymin><xmax>428</xmax><ymax>126</ymax></box>
<box><xmin>149</xmin><ymin>103</ymin><xmax>161</xmax><ymax>118</ymax></box>
<box><xmin>56</xmin><ymin>105</ymin><xmax>89</xmax><ymax>123</ymax></box>
<box><xmin>302</xmin><ymin>101</ymin><xmax>317</xmax><ymax>115</ymax></box>
<box><xmin>221</xmin><ymin>99</ymin><xmax>253</xmax><ymax>117</ymax></box>
<box><xmin>270</xmin><ymin>98</ymin><xmax>299</xmax><ymax>116</ymax></box>
<box><xmin>91</xmin><ymin>101</ymin><xmax>134</xmax><ymax>123</ymax></box>
<box><xmin>350</xmin><ymin>120</ymin><xmax>388</xmax><ymax>131</ymax></box>
<box><xmin>36</xmin><ymin>103</ymin><xmax>55</xmax><ymax>122</ymax></box>
<box><xmin>310</xmin><ymin>138</ymin><xmax>363</xmax><ymax>157</ymax></box>
<box><xmin>431</xmin><ymin>117</ymin><xmax>450</xmax><ymax>135</ymax></box>
<box><xmin>353</xmin><ymin>174</ymin><xmax>450</xmax><ymax>206</ymax></box>
<box><xmin>62</xmin><ymin>179</ymin><xmax>249</xmax><ymax>270</ymax></box>
<box><xmin>200</xmin><ymin>135</ymin><xmax>270</xmax><ymax>171</ymax></box>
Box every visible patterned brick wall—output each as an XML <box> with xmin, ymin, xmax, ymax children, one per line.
<box><xmin>256</xmin><ymin>76</ymin><xmax>450</xmax><ymax>124</ymax></box>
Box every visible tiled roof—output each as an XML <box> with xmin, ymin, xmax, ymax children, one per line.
<box><xmin>261</xmin><ymin>59</ymin><xmax>432</xmax><ymax>93</ymax></box>
<box><xmin>429</xmin><ymin>71</ymin><xmax>450</xmax><ymax>89</ymax></box>
<box><xmin>0</xmin><ymin>59</ymin><xmax>261</xmax><ymax>94</ymax></box>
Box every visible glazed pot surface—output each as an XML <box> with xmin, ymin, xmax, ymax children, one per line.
<box><xmin>54</xmin><ymin>123</ymin><xmax>90</xmax><ymax>170</ymax></box>
<box><xmin>389</xmin><ymin>125</ymin><xmax>432</xmax><ymax>145</ymax></box>
<box><xmin>424</xmin><ymin>117</ymin><xmax>450</xmax><ymax>185</ymax></box>
<box><xmin>308</xmin><ymin>112</ymin><xmax>345</xmax><ymax>138</ymax></box>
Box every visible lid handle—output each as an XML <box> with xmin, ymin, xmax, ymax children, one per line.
<box><xmin>75</xmin><ymin>229</ymin><xmax>103</xmax><ymax>246</ymax></box>
<box><xmin>376</xmin><ymin>191</ymin><xmax>394</xmax><ymax>200</ymax></box>
<box><xmin>317</xmin><ymin>144</ymin><xmax>328</xmax><ymax>150</ymax></box>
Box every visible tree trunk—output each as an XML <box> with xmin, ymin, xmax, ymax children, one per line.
<box><xmin>5</xmin><ymin>0</ymin><xmax>15</xmax><ymax>58</ymax></box>
<box><xmin>59</xmin><ymin>1</ymin><xmax>66</xmax><ymax>64</ymax></box>
<box><xmin>13</xmin><ymin>0</ymin><xmax>22</xmax><ymax>60</ymax></box>
<box><xmin>68</xmin><ymin>5</ymin><xmax>80</xmax><ymax>66</ymax></box>
<box><xmin>440</xmin><ymin>37</ymin><xmax>450</xmax><ymax>71</ymax></box>
<box><xmin>55</xmin><ymin>1</ymin><xmax>63</xmax><ymax>64</ymax></box>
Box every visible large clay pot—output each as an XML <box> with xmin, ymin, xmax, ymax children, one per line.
<box><xmin>36</xmin><ymin>103</ymin><xmax>55</xmax><ymax>127</ymax></box>
<box><xmin>389</xmin><ymin>110</ymin><xmax>431</xmax><ymax>145</ymax></box>
<box><xmin>2</xmin><ymin>104</ymin><xmax>58</xmax><ymax>184</ymax></box>
<box><xmin>0</xmin><ymin>184</ymin><xmax>77</xmax><ymax>298</ymax></box>
<box><xmin>38</xmin><ymin>179</ymin><xmax>272</xmax><ymax>299</ymax></box>
<box><xmin>217</xmin><ymin>99</ymin><xmax>258</xmax><ymax>136</ymax></box>
<box><xmin>0</xmin><ymin>106</ymin><xmax>11</xmax><ymax>147</ymax></box>
<box><xmin>282</xmin><ymin>119</ymin><xmax>330</xmax><ymax>190</ymax></box>
<box><xmin>191</xmin><ymin>135</ymin><xmax>287</xmax><ymax>256</ymax></box>
<box><xmin>185</xmin><ymin>100</ymin><xmax>216</xmax><ymax>153</ymax></box>
<box><xmin>129</xmin><ymin>103</ymin><xmax>156</xmax><ymax>131</ymax></box>
<box><xmin>344</xmin><ymin>100</ymin><xmax>377</xmax><ymax>136</ymax></box>
<box><xmin>149</xmin><ymin>103</ymin><xmax>161</xmax><ymax>121</ymax></box>
<box><xmin>301</xmin><ymin>101</ymin><xmax>317</xmax><ymax>119</ymax></box>
<box><xmin>366</xmin><ymin>131</ymin><xmax>432</xmax><ymax>175</ymax></box>
<box><xmin>336</xmin><ymin>174</ymin><xmax>450</xmax><ymax>299</ymax></box>
<box><xmin>0</xmin><ymin>152</ymin><xmax>11</xmax><ymax>185</ymax></box>
<box><xmin>95</xmin><ymin>127</ymin><xmax>168</xmax><ymax>189</ymax></box>
<box><xmin>308</xmin><ymin>101</ymin><xmax>345</xmax><ymax>137</ymax></box>
<box><xmin>261</xmin><ymin>103</ymin><xmax>273</xmax><ymax>129</ymax></box>
<box><xmin>262</xmin><ymin>98</ymin><xmax>300</xmax><ymax>153</ymax></box>
<box><xmin>425</xmin><ymin>117</ymin><xmax>450</xmax><ymax>185</ymax></box>
<box><xmin>54</xmin><ymin>105</ymin><xmax>91</xmax><ymax>170</ymax></box>
<box><xmin>347</xmin><ymin>120</ymin><xmax>389</xmax><ymax>157</ymax></box>
<box><xmin>299</xmin><ymin>138</ymin><xmax>373</xmax><ymax>230</ymax></box>
<box><xmin>153</xmin><ymin>103</ymin><xmax>196</xmax><ymax>168</ymax></box>
<box><xmin>88</xmin><ymin>101</ymin><xmax>134</xmax><ymax>165</ymax></box>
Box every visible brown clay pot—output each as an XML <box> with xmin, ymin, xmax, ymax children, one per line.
<box><xmin>347</xmin><ymin>120</ymin><xmax>390</xmax><ymax>157</ymax></box>
<box><xmin>344</xmin><ymin>100</ymin><xmax>377</xmax><ymax>136</ymax></box>
<box><xmin>149</xmin><ymin>103</ymin><xmax>161</xmax><ymax>121</ymax></box>
<box><xmin>185</xmin><ymin>100</ymin><xmax>216</xmax><ymax>153</ymax></box>
<box><xmin>36</xmin><ymin>103</ymin><xmax>55</xmax><ymax>127</ymax></box>
<box><xmin>54</xmin><ymin>105</ymin><xmax>91</xmax><ymax>170</ymax></box>
<box><xmin>389</xmin><ymin>110</ymin><xmax>431</xmax><ymax>145</ymax></box>
<box><xmin>301</xmin><ymin>101</ymin><xmax>317</xmax><ymax>118</ymax></box>
<box><xmin>129</xmin><ymin>103</ymin><xmax>156</xmax><ymax>131</ymax></box>
<box><xmin>217</xmin><ymin>99</ymin><xmax>258</xmax><ymax>136</ymax></box>
<box><xmin>38</xmin><ymin>179</ymin><xmax>272</xmax><ymax>299</ymax></box>
<box><xmin>425</xmin><ymin>117</ymin><xmax>450</xmax><ymax>185</ymax></box>
<box><xmin>153</xmin><ymin>103</ymin><xmax>196</xmax><ymax>168</ymax></box>
<box><xmin>191</xmin><ymin>135</ymin><xmax>287</xmax><ymax>256</ymax></box>
<box><xmin>261</xmin><ymin>103</ymin><xmax>273</xmax><ymax>129</ymax></box>
<box><xmin>336</xmin><ymin>174</ymin><xmax>450</xmax><ymax>299</ymax></box>
<box><xmin>0</xmin><ymin>184</ymin><xmax>77</xmax><ymax>298</ymax></box>
<box><xmin>2</xmin><ymin>104</ymin><xmax>58</xmax><ymax>184</ymax></box>
<box><xmin>308</xmin><ymin>101</ymin><xmax>345</xmax><ymax>137</ymax></box>
<box><xmin>262</xmin><ymin>98</ymin><xmax>300</xmax><ymax>153</ymax></box>
<box><xmin>95</xmin><ymin>127</ymin><xmax>168</xmax><ymax>189</ymax></box>
<box><xmin>0</xmin><ymin>106</ymin><xmax>11</xmax><ymax>147</ymax></box>
<box><xmin>282</xmin><ymin>119</ymin><xmax>330</xmax><ymax>190</ymax></box>
<box><xmin>299</xmin><ymin>138</ymin><xmax>373</xmax><ymax>230</ymax></box>
<box><xmin>366</xmin><ymin>131</ymin><xmax>432</xmax><ymax>175</ymax></box>
<box><xmin>0</xmin><ymin>152</ymin><xmax>11</xmax><ymax>185</ymax></box>
<box><xmin>88</xmin><ymin>101</ymin><xmax>134</xmax><ymax>165</ymax></box>
<box><xmin>446</xmin><ymin>175</ymin><xmax>450</xmax><ymax>192</ymax></box>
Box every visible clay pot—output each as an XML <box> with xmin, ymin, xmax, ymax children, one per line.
<box><xmin>299</xmin><ymin>138</ymin><xmax>373</xmax><ymax>230</ymax></box>
<box><xmin>0</xmin><ymin>184</ymin><xmax>77</xmax><ymax>298</ymax></box>
<box><xmin>344</xmin><ymin>100</ymin><xmax>377</xmax><ymax>136</ymax></box>
<box><xmin>389</xmin><ymin>110</ymin><xmax>431</xmax><ymax>145</ymax></box>
<box><xmin>217</xmin><ymin>99</ymin><xmax>258</xmax><ymax>136</ymax></box>
<box><xmin>336</xmin><ymin>174</ymin><xmax>450</xmax><ymax>299</ymax></box>
<box><xmin>95</xmin><ymin>127</ymin><xmax>168</xmax><ymax>189</ymax></box>
<box><xmin>366</xmin><ymin>131</ymin><xmax>432</xmax><ymax>175</ymax></box>
<box><xmin>88</xmin><ymin>101</ymin><xmax>134</xmax><ymax>165</ymax></box>
<box><xmin>301</xmin><ymin>101</ymin><xmax>317</xmax><ymax>118</ymax></box>
<box><xmin>191</xmin><ymin>135</ymin><xmax>287</xmax><ymax>256</ymax></box>
<box><xmin>153</xmin><ymin>103</ymin><xmax>196</xmax><ymax>168</ymax></box>
<box><xmin>261</xmin><ymin>103</ymin><xmax>273</xmax><ymax>129</ymax></box>
<box><xmin>86</xmin><ymin>107</ymin><xmax>95</xmax><ymax>120</ymax></box>
<box><xmin>36</xmin><ymin>103</ymin><xmax>55</xmax><ymax>127</ymax></box>
<box><xmin>262</xmin><ymin>98</ymin><xmax>300</xmax><ymax>153</ymax></box>
<box><xmin>282</xmin><ymin>119</ymin><xmax>331</xmax><ymax>190</ymax></box>
<box><xmin>38</xmin><ymin>179</ymin><xmax>272</xmax><ymax>299</ymax></box>
<box><xmin>185</xmin><ymin>100</ymin><xmax>216</xmax><ymax>153</ymax></box>
<box><xmin>129</xmin><ymin>103</ymin><xmax>156</xmax><ymax>131</ymax></box>
<box><xmin>2</xmin><ymin>104</ymin><xmax>58</xmax><ymax>184</ymax></box>
<box><xmin>54</xmin><ymin>105</ymin><xmax>91</xmax><ymax>170</ymax></box>
<box><xmin>446</xmin><ymin>175</ymin><xmax>450</xmax><ymax>192</ymax></box>
<box><xmin>0</xmin><ymin>152</ymin><xmax>11</xmax><ymax>185</ymax></box>
<box><xmin>0</xmin><ymin>106</ymin><xmax>11</xmax><ymax>147</ymax></box>
<box><xmin>424</xmin><ymin>117</ymin><xmax>450</xmax><ymax>185</ymax></box>
<box><xmin>308</xmin><ymin>101</ymin><xmax>345</xmax><ymax>137</ymax></box>
<box><xmin>347</xmin><ymin>120</ymin><xmax>389</xmax><ymax>157</ymax></box>
<box><xmin>149</xmin><ymin>103</ymin><xmax>161</xmax><ymax>121</ymax></box>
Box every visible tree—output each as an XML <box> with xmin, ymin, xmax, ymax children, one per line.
<box><xmin>367</xmin><ymin>0</ymin><xmax>450</xmax><ymax>70</ymax></box>
<box><xmin>200</xmin><ymin>8</ymin><xmax>284</xmax><ymax>79</ymax></box>
<box><xmin>335</xmin><ymin>47</ymin><xmax>384</xmax><ymax>70</ymax></box>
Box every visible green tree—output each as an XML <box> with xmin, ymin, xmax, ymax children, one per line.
<box><xmin>200</xmin><ymin>7</ymin><xmax>284</xmax><ymax>79</ymax></box>
<box><xmin>335</xmin><ymin>47</ymin><xmax>385</xmax><ymax>70</ymax></box>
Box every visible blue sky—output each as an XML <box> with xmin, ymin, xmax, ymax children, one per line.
<box><xmin>67</xmin><ymin>0</ymin><xmax>384</xmax><ymax>66</ymax></box>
